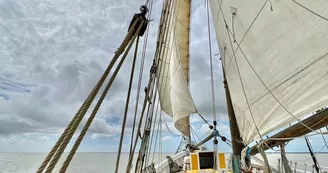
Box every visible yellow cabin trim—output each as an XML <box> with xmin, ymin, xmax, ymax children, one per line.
<box><xmin>186</xmin><ymin>169</ymin><xmax>217</xmax><ymax>173</ymax></box>
<box><xmin>190</xmin><ymin>153</ymin><xmax>199</xmax><ymax>170</ymax></box>
<box><xmin>218</xmin><ymin>153</ymin><xmax>226</xmax><ymax>169</ymax></box>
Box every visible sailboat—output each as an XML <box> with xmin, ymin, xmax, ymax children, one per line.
<box><xmin>35</xmin><ymin>0</ymin><xmax>328</xmax><ymax>173</ymax></box>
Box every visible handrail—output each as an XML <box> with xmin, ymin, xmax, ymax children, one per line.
<box><xmin>276</xmin><ymin>159</ymin><xmax>328</xmax><ymax>173</ymax></box>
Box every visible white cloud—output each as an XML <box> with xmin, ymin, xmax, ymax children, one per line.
<box><xmin>38</xmin><ymin>136</ymin><xmax>50</xmax><ymax>141</ymax></box>
<box><xmin>90</xmin><ymin>133</ymin><xmax>114</xmax><ymax>140</ymax></box>
<box><xmin>162</xmin><ymin>136</ymin><xmax>172</xmax><ymax>142</ymax></box>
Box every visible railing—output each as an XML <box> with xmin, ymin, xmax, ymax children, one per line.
<box><xmin>154</xmin><ymin>151</ymin><xmax>187</xmax><ymax>173</ymax></box>
<box><xmin>276</xmin><ymin>159</ymin><xmax>328</xmax><ymax>173</ymax></box>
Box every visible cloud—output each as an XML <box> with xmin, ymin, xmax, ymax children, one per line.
<box><xmin>38</xmin><ymin>136</ymin><xmax>51</xmax><ymax>142</ymax></box>
<box><xmin>2</xmin><ymin>0</ymin><xmax>320</xmax><ymax>154</ymax></box>
<box><xmin>162</xmin><ymin>136</ymin><xmax>172</xmax><ymax>142</ymax></box>
<box><xmin>90</xmin><ymin>133</ymin><xmax>114</xmax><ymax>140</ymax></box>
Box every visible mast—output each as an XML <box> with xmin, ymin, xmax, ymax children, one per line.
<box><xmin>187</xmin><ymin>0</ymin><xmax>192</xmax><ymax>148</ymax></box>
<box><xmin>304</xmin><ymin>136</ymin><xmax>320</xmax><ymax>173</ymax></box>
<box><xmin>222</xmin><ymin>62</ymin><xmax>244</xmax><ymax>172</ymax></box>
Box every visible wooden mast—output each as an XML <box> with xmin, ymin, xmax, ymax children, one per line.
<box><xmin>222</xmin><ymin>58</ymin><xmax>244</xmax><ymax>172</ymax></box>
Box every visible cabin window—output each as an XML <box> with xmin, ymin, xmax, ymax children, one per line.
<box><xmin>198</xmin><ymin>152</ymin><xmax>214</xmax><ymax>169</ymax></box>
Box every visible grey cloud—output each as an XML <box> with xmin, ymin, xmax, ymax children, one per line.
<box><xmin>0</xmin><ymin>0</ymin><xmax>229</xmax><ymax>145</ymax></box>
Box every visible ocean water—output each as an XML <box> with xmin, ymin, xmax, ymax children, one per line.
<box><xmin>0</xmin><ymin>153</ymin><xmax>168</xmax><ymax>173</ymax></box>
<box><xmin>0</xmin><ymin>153</ymin><xmax>327</xmax><ymax>173</ymax></box>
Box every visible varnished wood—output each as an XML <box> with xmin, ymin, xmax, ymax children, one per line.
<box><xmin>250</xmin><ymin>109</ymin><xmax>328</xmax><ymax>155</ymax></box>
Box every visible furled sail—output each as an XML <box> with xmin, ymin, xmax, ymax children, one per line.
<box><xmin>156</xmin><ymin>0</ymin><xmax>197</xmax><ymax>136</ymax></box>
<box><xmin>210</xmin><ymin>0</ymin><xmax>328</xmax><ymax>144</ymax></box>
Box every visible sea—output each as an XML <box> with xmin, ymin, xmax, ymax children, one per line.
<box><xmin>0</xmin><ymin>153</ymin><xmax>327</xmax><ymax>173</ymax></box>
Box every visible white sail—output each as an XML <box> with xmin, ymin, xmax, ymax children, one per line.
<box><xmin>210</xmin><ymin>0</ymin><xmax>328</xmax><ymax>144</ymax></box>
<box><xmin>157</xmin><ymin>0</ymin><xmax>197</xmax><ymax>136</ymax></box>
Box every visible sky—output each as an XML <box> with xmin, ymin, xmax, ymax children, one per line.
<box><xmin>0</xmin><ymin>0</ymin><xmax>327</xmax><ymax>154</ymax></box>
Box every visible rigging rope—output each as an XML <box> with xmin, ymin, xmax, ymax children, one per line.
<box><xmin>304</xmin><ymin>136</ymin><xmax>321</xmax><ymax>173</ymax></box>
<box><xmin>158</xmin><ymin>110</ymin><xmax>163</xmax><ymax>167</ymax></box>
<box><xmin>197</xmin><ymin>113</ymin><xmax>212</xmax><ymax>127</ymax></box>
<box><xmin>114</xmin><ymin>36</ymin><xmax>140</xmax><ymax>173</ymax></box>
<box><xmin>163</xmin><ymin>114</ymin><xmax>182</xmax><ymax>137</ymax></box>
<box><xmin>145</xmin><ymin>98</ymin><xmax>160</xmax><ymax>168</ymax></box>
<box><xmin>319</xmin><ymin>129</ymin><xmax>328</xmax><ymax>150</ymax></box>
<box><xmin>126</xmin><ymin>0</ymin><xmax>173</xmax><ymax>169</ymax></box>
<box><xmin>126</xmin><ymin>73</ymin><xmax>156</xmax><ymax>173</ymax></box>
<box><xmin>37</xmin><ymin>18</ymin><xmax>141</xmax><ymax>173</ymax></box>
<box><xmin>36</xmin><ymin>98</ymin><xmax>89</xmax><ymax>173</ymax></box>
<box><xmin>205</xmin><ymin>0</ymin><xmax>218</xmax><ymax>130</ymax></box>
<box><xmin>191</xmin><ymin>126</ymin><xmax>209</xmax><ymax>149</ymax></box>
<box><xmin>218</xmin><ymin>0</ymin><xmax>326</xmax><ymax>137</ymax></box>
<box><xmin>225</xmin><ymin>14</ymin><xmax>264</xmax><ymax>142</ymax></box>
<box><xmin>151</xmin><ymin>111</ymin><xmax>161</xmax><ymax>163</ymax></box>
<box><xmin>60</xmin><ymin>21</ymin><xmax>145</xmax><ymax>173</ymax></box>
<box><xmin>206</xmin><ymin>0</ymin><xmax>219</xmax><ymax>170</ymax></box>
<box><xmin>136</xmin><ymin>79</ymin><xmax>158</xmax><ymax>173</ymax></box>
<box><xmin>129</xmin><ymin>0</ymin><xmax>154</xmax><ymax>158</ymax></box>
<box><xmin>292</xmin><ymin>0</ymin><xmax>328</xmax><ymax>22</ymax></box>
<box><xmin>269</xmin><ymin>131</ymin><xmax>328</xmax><ymax>140</ymax></box>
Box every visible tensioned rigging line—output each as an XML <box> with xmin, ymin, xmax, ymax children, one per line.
<box><xmin>147</xmin><ymin>0</ymin><xmax>183</xmax><ymax>166</ymax></box>
<box><xmin>130</xmin><ymin>1</ymin><xmax>176</xmax><ymax>169</ymax></box>
<box><xmin>126</xmin><ymin>41</ymin><xmax>156</xmax><ymax>173</ymax></box>
<box><xmin>64</xmin><ymin>35</ymin><xmax>142</xmax><ymax>173</ymax></box>
<box><xmin>191</xmin><ymin>126</ymin><xmax>209</xmax><ymax>150</ymax></box>
<box><xmin>37</xmin><ymin>18</ymin><xmax>143</xmax><ymax>173</ymax></box>
<box><xmin>144</xmin><ymin>98</ymin><xmax>160</xmax><ymax>167</ymax></box>
<box><xmin>292</xmin><ymin>0</ymin><xmax>328</xmax><ymax>22</ymax></box>
<box><xmin>162</xmin><ymin>114</ymin><xmax>182</xmax><ymax>137</ymax></box>
<box><xmin>125</xmin><ymin>2</ymin><xmax>173</xmax><ymax>164</ymax></box>
<box><xmin>227</xmin><ymin>23</ymin><xmax>328</xmax><ymax>136</ymax></box>
<box><xmin>127</xmin><ymin>69</ymin><xmax>157</xmax><ymax>173</ymax></box>
<box><xmin>137</xmin><ymin>83</ymin><xmax>159</xmax><ymax>173</ymax></box>
<box><xmin>114</xmin><ymin>36</ymin><xmax>141</xmax><ymax>173</ymax></box>
<box><xmin>129</xmin><ymin>0</ymin><xmax>154</xmax><ymax>159</ymax></box>
<box><xmin>151</xmin><ymin>111</ymin><xmax>161</xmax><ymax>163</ymax></box>
<box><xmin>216</xmin><ymin>1</ymin><xmax>275</xmax><ymax>171</ymax></box>
<box><xmin>127</xmin><ymin>1</ymin><xmax>173</xmax><ymax>169</ymax></box>
<box><xmin>205</xmin><ymin>0</ymin><xmax>218</xmax><ymax>129</ymax></box>
<box><xmin>128</xmin><ymin>1</ymin><xmax>155</xmax><ymax>169</ymax></box>
<box><xmin>205</xmin><ymin>1</ymin><xmax>220</xmax><ymax>170</ymax></box>
<box><xmin>223</xmin><ymin>0</ymin><xmax>269</xmax><ymax>71</ymax></box>
<box><xmin>146</xmin><ymin>0</ymin><xmax>176</xmax><ymax>166</ymax></box>
<box><xmin>319</xmin><ymin>129</ymin><xmax>328</xmax><ymax>150</ymax></box>
<box><xmin>305</xmin><ymin>136</ymin><xmax>321</xmax><ymax>173</ymax></box>
<box><xmin>269</xmin><ymin>131</ymin><xmax>328</xmax><ymax>141</ymax></box>
<box><xmin>217</xmin><ymin>0</ymin><xmax>326</xmax><ymax>140</ymax></box>
<box><xmin>217</xmin><ymin>0</ymin><xmax>264</xmax><ymax>142</ymax></box>
<box><xmin>159</xmin><ymin>109</ymin><xmax>163</xmax><ymax>168</ymax></box>
<box><xmin>152</xmin><ymin>0</ymin><xmax>185</xmax><ymax>147</ymax></box>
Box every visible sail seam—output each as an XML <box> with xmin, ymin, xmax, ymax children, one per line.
<box><xmin>244</xmin><ymin>52</ymin><xmax>328</xmax><ymax>111</ymax></box>
<box><xmin>217</xmin><ymin>0</ymin><xmax>266</xmax><ymax>143</ymax></box>
<box><xmin>224</xmin><ymin>25</ymin><xmax>325</xmax><ymax>139</ymax></box>
<box><xmin>230</xmin><ymin>31</ymin><xmax>326</xmax><ymax>136</ymax></box>
<box><xmin>292</xmin><ymin>0</ymin><xmax>328</xmax><ymax>22</ymax></box>
<box><xmin>216</xmin><ymin>0</ymin><xmax>326</xmax><ymax>141</ymax></box>
<box><xmin>223</xmin><ymin>0</ymin><xmax>269</xmax><ymax>71</ymax></box>
<box><xmin>225</xmin><ymin>21</ymin><xmax>264</xmax><ymax>142</ymax></box>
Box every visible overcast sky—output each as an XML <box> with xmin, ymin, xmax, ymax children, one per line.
<box><xmin>0</xmin><ymin>0</ymin><xmax>327</xmax><ymax>154</ymax></box>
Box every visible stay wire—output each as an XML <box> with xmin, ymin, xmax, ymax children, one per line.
<box><xmin>129</xmin><ymin>0</ymin><xmax>154</xmax><ymax>158</ymax></box>
<box><xmin>162</xmin><ymin>114</ymin><xmax>182</xmax><ymax>137</ymax></box>
<box><xmin>145</xmin><ymin>98</ymin><xmax>160</xmax><ymax>166</ymax></box>
<box><xmin>206</xmin><ymin>1</ymin><xmax>219</xmax><ymax>170</ymax></box>
<box><xmin>151</xmin><ymin>111</ymin><xmax>161</xmax><ymax>163</ymax></box>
